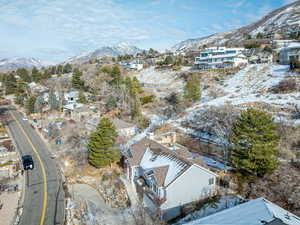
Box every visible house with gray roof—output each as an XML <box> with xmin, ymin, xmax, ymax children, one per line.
<box><xmin>122</xmin><ymin>137</ymin><xmax>218</xmax><ymax>221</ymax></box>
<box><xmin>110</xmin><ymin>117</ymin><xmax>137</xmax><ymax>137</ymax></box>
<box><xmin>183</xmin><ymin>197</ymin><xmax>300</xmax><ymax>225</ymax></box>
<box><xmin>86</xmin><ymin>116</ymin><xmax>137</xmax><ymax>137</ymax></box>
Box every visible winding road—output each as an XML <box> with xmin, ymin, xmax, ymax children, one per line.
<box><xmin>4</xmin><ymin>107</ymin><xmax>65</xmax><ymax>225</ymax></box>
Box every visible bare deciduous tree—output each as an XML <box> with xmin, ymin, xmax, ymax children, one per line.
<box><xmin>183</xmin><ymin>104</ymin><xmax>238</xmax><ymax>169</ymax></box>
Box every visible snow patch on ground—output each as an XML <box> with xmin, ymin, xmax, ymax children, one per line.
<box><xmin>136</xmin><ymin>67</ymin><xmax>185</xmax><ymax>98</ymax></box>
<box><xmin>177</xmin><ymin>64</ymin><xmax>300</xmax><ymax>124</ymax></box>
<box><xmin>165</xmin><ymin>64</ymin><xmax>300</xmax><ymax>143</ymax></box>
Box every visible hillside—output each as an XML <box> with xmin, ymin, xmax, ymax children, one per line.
<box><xmin>66</xmin><ymin>43</ymin><xmax>143</xmax><ymax>64</ymax></box>
<box><xmin>168</xmin><ymin>64</ymin><xmax>300</xmax><ymax>148</ymax></box>
<box><xmin>171</xmin><ymin>0</ymin><xmax>300</xmax><ymax>52</ymax></box>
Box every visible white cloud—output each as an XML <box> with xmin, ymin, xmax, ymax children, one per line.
<box><xmin>0</xmin><ymin>0</ymin><xmax>158</xmax><ymax>62</ymax></box>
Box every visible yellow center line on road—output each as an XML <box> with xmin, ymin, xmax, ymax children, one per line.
<box><xmin>10</xmin><ymin>111</ymin><xmax>48</xmax><ymax>225</ymax></box>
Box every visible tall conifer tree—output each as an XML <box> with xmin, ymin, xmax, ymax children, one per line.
<box><xmin>88</xmin><ymin>118</ymin><xmax>120</xmax><ymax>168</ymax></box>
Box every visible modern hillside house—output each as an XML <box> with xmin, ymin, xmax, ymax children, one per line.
<box><xmin>279</xmin><ymin>43</ymin><xmax>300</xmax><ymax>65</ymax></box>
<box><xmin>122</xmin><ymin>136</ymin><xmax>218</xmax><ymax>221</ymax></box>
<box><xmin>194</xmin><ymin>47</ymin><xmax>248</xmax><ymax>70</ymax></box>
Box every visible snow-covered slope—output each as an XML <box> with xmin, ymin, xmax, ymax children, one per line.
<box><xmin>0</xmin><ymin>57</ymin><xmax>50</xmax><ymax>72</ymax></box>
<box><xmin>66</xmin><ymin>43</ymin><xmax>143</xmax><ymax>63</ymax></box>
<box><xmin>135</xmin><ymin>66</ymin><xmax>186</xmax><ymax>98</ymax></box>
<box><xmin>171</xmin><ymin>0</ymin><xmax>300</xmax><ymax>52</ymax></box>
<box><xmin>169</xmin><ymin>64</ymin><xmax>300</xmax><ymax>142</ymax></box>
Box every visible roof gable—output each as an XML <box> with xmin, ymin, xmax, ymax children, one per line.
<box><xmin>140</xmin><ymin>147</ymin><xmax>190</xmax><ymax>187</ymax></box>
<box><xmin>127</xmin><ymin>137</ymin><xmax>217</xmax><ymax>187</ymax></box>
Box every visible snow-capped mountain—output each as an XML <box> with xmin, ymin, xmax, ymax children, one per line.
<box><xmin>66</xmin><ymin>43</ymin><xmax>143</xmax><ymax>63</ymax></box>
<box><xmin>0</xmin><ymin>57</ymin><xmax>50</xmax><ymax>72</ymax></box>
<box><xmin>171</xmin><ymin>0</ymin><xmax>300</xmax><ymax>52</ymax></box>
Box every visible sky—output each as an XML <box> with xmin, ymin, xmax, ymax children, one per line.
<box><xmin>0</xmin><ymin>0</ymin><xmax>296</xmax><ymax>62</ymax></box>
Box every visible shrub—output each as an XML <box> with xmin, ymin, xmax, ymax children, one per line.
<box><xmin>140</xmin><ymin>95</ymin><xmax>155</xmax><ymax>105</ymax></box>
<box><xmin>172</xmin><ymin>65</ymin><xmax>182</xmax><ymax>71</ymax></box>
<box><xmin>271</xmin><ymin>79</ymin><xmax>297</xmax><ymax>93</ymax></box>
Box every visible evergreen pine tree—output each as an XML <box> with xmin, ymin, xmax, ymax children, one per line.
<box><xmin>88</xmin><ymin>118</ymin><xmax>120</xmax><ymax>168</ymax></box>
<box><xmin>49</xmin><ymin>89</ymin><xmax>60</xmax><ymax>110</ymax></box>
<box><xmin>31</xmin><ymin>67</ymin><xmax>43</xmax><ymax>82</ymax></box>
<box><xmin>164</xmin><ymin>56</ymin><xmax>174</xmax><ymax>65</ymax></box>
<box><xmin>78</xmin><ymin>91</ymin><xmax>87</xmax><ymax>104</ymax></box>
<box><xmin>16</xmin><ymin>68</ymin><xmax>31</xmax><ymax>83</ymax></box>
<box><xmin>25</xmin><ymin>96</ymin><xmax>36</xmax><ymax>115</ymax></box>
<box><xmin>184</xmin><ymin>75</ymin><xmax>201</xmax><ymax>102</ymax></box>
<box><xmin>57</xmin><ymin>65</ymin><xmax>63</xmax><ymax>74</ymax></box>
<box><xmin>63</xmin><ymin>63</ymin><xmax>72</xmax><ymax>73</ymax></box>
<box><xmin>3</xmin><ymin>73</ymin><xmax>17</xmax><ymax>95</ymax></box>
<box><xmin>72</xmin><ymin>69</ymin><xmax>85</xmax><ymax>90</ymax></box>
<box><xmin>230</xmin><ymin>108</ymin><xmax>280</xmax><ymax>177</ymax></box>
<box><xmin>14</xmin><ymin>80</ymin><xmax>27</xmax><ymax>105</ymax></box>
<box><xmin>131</xmin><ymin>77</ymin><xmax>143</xmax><ymax>96</ymax></box>
<box><xmin>105</xmin><ymin>95</ymin><xmax>117</xmax><ymax>111</ymax></box>
<box><xmin>109</xmin><ymin>65</ymin><xmax>122</xmax><ymax>88</ymax></box>
<box><xmin>130</xmin><ymin>95</ymin><xmax>142</xmax><ymax>120</ymax></box>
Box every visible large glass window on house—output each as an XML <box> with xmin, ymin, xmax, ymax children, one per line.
<box><xmin>226</xmin><ymin>50</ymin><xmax>237</xmax><ymax>54</ymax></box>
<box><xmin>209</xmin><ymin>178</ymin><xmax>214</xmax><ymax>185</ymax></box>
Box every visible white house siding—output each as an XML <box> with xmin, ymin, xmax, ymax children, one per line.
<box><xmin>161</xmin><ymin>165</ymin><xmax>217</xmax><ymax>212</ymax></box>
<box><xmin>280</xmin><ymin>47</ymin><xmax>300</xmax><ymax>65</ymax></box>
<box><xmin>143</xmin><ymin>194</ymin><xmax>158</xmax><ymax>214</ymax></box>
<box><xmin>234</xmin><ymin>56</ymin><xmax>248</xmax><ymax>67</ymax></box>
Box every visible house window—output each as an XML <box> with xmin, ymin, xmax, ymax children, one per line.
<box><xmin>209</xmin><ymin>178</ymin><xmax>214</xmax><ymax>185</ymax></box>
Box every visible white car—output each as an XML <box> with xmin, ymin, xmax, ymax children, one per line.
<box><xmin>22</xmin><ymin>117</ymin><xmax>28</xmax><ymax>121</ymax></box>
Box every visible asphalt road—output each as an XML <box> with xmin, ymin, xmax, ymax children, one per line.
<box><xmin>5</xmin><ymin>108</ymin><xmax>65</xmax><ymax>225</ymax></box>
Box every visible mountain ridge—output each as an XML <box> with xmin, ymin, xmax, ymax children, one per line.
<box><xmin>171</xmin><ymin>0</ymin><xmax>300</xmax><ymax>52</ymax></box>
<box><xmin>66</xmin><ymin>43</ymin><xmax>143</xmax><ymax>64</ymax></box>
<box><xmin>0</xmin><ymin>57</ymin><xmax>51</xmax><ymax>73</ymax></box>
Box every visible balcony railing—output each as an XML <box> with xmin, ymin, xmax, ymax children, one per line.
<box><xmin>143</xmin><ymin>185</ymin><xmax>166</xmax><ymax>206</ymax></box>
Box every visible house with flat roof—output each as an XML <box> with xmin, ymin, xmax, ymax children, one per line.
<box><xmin>122</xmin><ymin>137</ymin><xmax>218</xmax><ymax>221</ymax></box>
<box><xmin>183</xmin><ymin>197</ymin><xmax>300</xmax><ymax>225</ymax></box>
<box><xmin>245</xmin><ymin>49</ymin><xmax>274</xmax><ymax>64</ymax></box>
<box><xmin>194</xmin><ymin>47</ymin><xmax>248</xmax><ymax>70</ymax></box>
<box><xmin>279</xmin><ymin>42</ymin><xmax>300</xmax><ymax>65</ymax></box>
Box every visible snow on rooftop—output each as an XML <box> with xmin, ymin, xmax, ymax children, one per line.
<box><xmin>63</xmin><ymin>103</ymin><xmax>84</xmax><ymax>110</ymax></box>
<box><xmin>140</xmin><ymin>147</ymin><xmax>188</xmax><ymax>186</ymax></box>
<box><xmin>282</xmin><ymin>42</ymin><xmax>300</xmax><ymax>50</ymax></box>
<box><xmin>202</xmin><ymin>156</ymin><xmax>232</xmax><ymax>171</ymax></box>
<box><xmin>184</xmin><ymin>198</ymin><xmax>300</xmax><ymax>225</ymax></box>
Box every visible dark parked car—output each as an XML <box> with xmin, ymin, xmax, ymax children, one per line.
<box><xmin>22</xmin><ymin>155</ymin><xmax>34</xmax><ymax>170</ymax></box>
